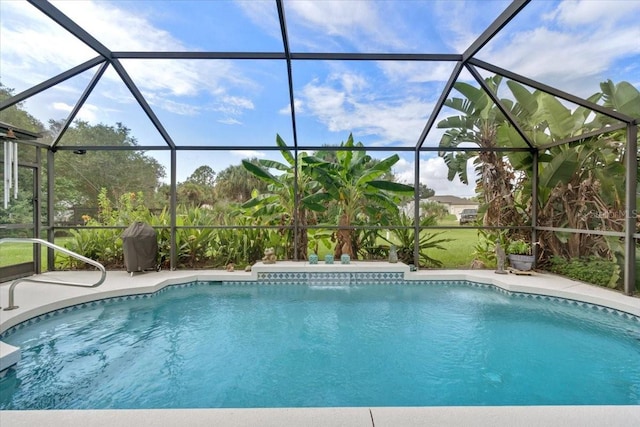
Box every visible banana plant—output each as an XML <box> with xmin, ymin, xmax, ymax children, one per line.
<box><xmin>506</xmin><ymin>80</ymin><xmax>636</xmax><ymax>265</ymax></box>
<box><xmin>437</xmin><ymin>76</ymin><xmax>523</xmax><ymax>227</ymax></box>
<box><xmin>302</xmin><ymin>134</ymin><xmax>414</xmax><ymax>258</ymax></box>
<box><xmin>241</xmin><ymin>134</ymin><xmax>329</xmax><ymax>260</ymax></box>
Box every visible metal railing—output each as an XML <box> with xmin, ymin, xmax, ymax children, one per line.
<box><xmin>0</xmin><ymin>238</ymin><xmax>106</xmax><ymax>310</ymax></box>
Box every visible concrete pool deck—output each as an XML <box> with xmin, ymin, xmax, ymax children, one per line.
<box><xmin>1</xmin><ymin>263</ymin><xmax>639</xmax><ymax>426</ymax></box>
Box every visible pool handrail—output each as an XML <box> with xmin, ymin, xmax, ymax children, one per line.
<box><xmin>0</xmin><ymin>238</ymin><xmax>106</xmax><ymax>310</ymax></box>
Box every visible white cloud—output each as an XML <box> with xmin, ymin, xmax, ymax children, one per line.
<box><xmin>395</xmin><ymin>156</ymin><xmax>476</xmax><ymax>198</ymax></box>
<box><xmin>0</xmin><ymin>2</ymin><xmax>96</xmax><ymax>88</ymax></box>
<box><xmin>52</xmin><ymin>0</ymin><xmax>187</xmax><ymax>52</ymax></box>
<box><xmin>279</xmin><ymin>99</ymin><xmax>303</xmax><ymax>115</ymax></box>
<box><xmin>52</xmin><ymin>102</ymin><xmax>72</xmax><ymax>113</ymax></box>
<box><xmin>52</xmin><ymin>102</ymin><xmax>100</xmax><ymax>123</ymax></box>
<box><xmin>123</xmin><ymin>58</ymin><xmax>260</xmax><ymax>102</ymax></box>
<box><xmin>284</xmin><ymin>0</ymin><xmax>406</xmax><ymax>51</ymax></box>
<box><xmin>234</xmin><ymin>0</ymin><xmax>281</xmax><ymax>41</ymax></box>
<box><xmin>39</xmin><ymin>2</ymin><xmax>259</xmax><ymax>121</ymax></box>
<box><xmin>218</xmin><ymin>118</ymin><xmax>242</xmax><ymax>125</ymax></box>
<box><xmin>3</xmin><ymin>0</ymin><xmax>638</xmax><ymax>157</ymax></box>
<box><xmin>378</xmin><ymin>62</ymin><xmax>458</xmax><ymax>84</ymax></box>
<box><xmin>215</xmin><ymin>96</ymin><xmax>255</xmax><ymax>115</ymax></box>
<box><xmin>478</xmin><ymin>1</ymin><xmax>640</xmax><ymax>97</ymax></box>
<box><xmin>157</xmin><ymin>99</ymin><xmax>201</xmax><ymax>117</ymax></box>
<box><xmin>435</xmin><ymin>0</ymin><xmax>485</xmax><ymax>53</ymax></box>
<box><xmin>547</xmin><ymin>0</ymin><xmax>640</xmax><ymax>27</ymax></box>
<box><xmin>298</xmin><ymin>72</ymin><xmax>434</xmax><ymax>145</ymax></box>
<box><xmin>230</xmin><ymin>150</ymin><xmax>267</xmax><ymax>159</ymax></box>
<box><xmin>488</xmin><ymin>26</ymin><xmax>640</xmax><ymax>84</ymax></box>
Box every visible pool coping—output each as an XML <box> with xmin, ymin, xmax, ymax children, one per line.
<box><xmin>1</xmin><ymin>263</ymin><xmax>640</xmax><ymax>426</ymax></box>
<box><xmin>2</xmin><ymin>406</ymin><xmax>640</xmax><ymax>427</ymax></box>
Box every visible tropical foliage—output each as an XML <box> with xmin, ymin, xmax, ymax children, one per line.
<box><xmin>242</xmin><ymin>133</ymin><xmax>414</xmax><ymax>259</ymax></box>
<box><xmin>56</xmin><ymin>188</ymin><xmax>288</xmax><ymax>270</ymax></box>
<box><xmin>303</xmin><ymin>134</ymin><xmax>414</xmax><ymax>258</ymax></box>
<box><xmin>438</xmin><ymin>77</ymin><xmax>640</xmax><ymax>289</ymax></box>
<box><xmin>438</xmin><ymin>76</ymin><xmax>521</xmax><ymax>228</ymax></box>
<box><xmin>54</xmin><ymin>133</ymin><xmax>433</xmax><ymax>269</ymax></box>
<box><xmin>4</xmin><ymin>77</ymin><xmax>637</xmax><ymax>289</ymax></box>
<box><xmin>387</xmin><ymin>211</ymin><xmax>453</xmax><ymax>267</ymax></box>
<box><xmin>241</xmin><ymin>134</ymin><xmax>326</xmax><ymax>260</ymax></box>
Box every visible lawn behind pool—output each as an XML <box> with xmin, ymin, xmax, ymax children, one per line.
<box><xmin>423</xmin><ymin>229</ymin><xmax>478</xmax><ymax>268</ymax></box>
<box><xmin>421</xmin><ymin>217</ymin><xmax>478</xmax><ymax>268</ymax></box>
<box><xmin>0</xmin><ymin>238</ymin><xmax>68</xmax><ymax>269</ymax></box>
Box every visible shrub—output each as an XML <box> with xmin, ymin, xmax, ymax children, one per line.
<box><xmin>56</xmin><ymin>189</ymin><xmax>151</xmax><ymax>269</ymax></box>
<box><xmin>388</xmin><ymin>212</ymin><xmax>452</xmax><ymax>267</ymax></box>
<box><xmin>548</xmin><ymin>256</ymin><xmax>620</xmax><ymax>288</ymax></box>
<box><xmin>473</xmin><ymin>229</ymin><xmax>508</xmax><ymax>268</ymax></box>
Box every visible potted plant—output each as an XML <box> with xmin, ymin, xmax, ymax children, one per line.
<box><xmin>506</xmin><ymin>239</ymin><xmax>535</xmax><ymax>271</ymax></box>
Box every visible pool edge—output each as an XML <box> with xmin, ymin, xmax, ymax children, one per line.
<box><xmin>1</xmin><ymin>405</ymin><xmax>639</xmax><ymax>427</ymax></box>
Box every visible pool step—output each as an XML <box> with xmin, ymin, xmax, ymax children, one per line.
<box><xmin>0</xmin><ymin>341</ymin><xmax>20</xmax><ymax>377</ymax></box>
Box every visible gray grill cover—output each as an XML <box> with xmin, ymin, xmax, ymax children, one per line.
<box><xmin>122</xmin><ymin>222</ymin><xmax>157</xmax><ymax>273</ymax></box>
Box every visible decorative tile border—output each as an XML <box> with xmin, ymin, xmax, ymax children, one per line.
<box><xmin>2</xmin><ymin>277</ymin><xmax>638</xmax><ymax>340</ymax></box>
<box><xmin>401</xmin><ymin>279</ymin><xmax>640</xmax><ymax>321</ymax></box>
<box><xmin>0</xmin><ymin>281</ymin><xmax>203</xmax><ymax>340</ymax></box>
<box><xmin>253</xmin><ymin>271</ymin><xmax>405</xmax><ymax>286</ymax></box>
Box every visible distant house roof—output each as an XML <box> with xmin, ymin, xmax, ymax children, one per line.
<box><xmin>427</xmin><ymin>195</ymin><xmax>476</xmax><ymax>205</ymax></box>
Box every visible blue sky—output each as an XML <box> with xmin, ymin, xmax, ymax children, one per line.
<box><xmin>1</xmin><ymin>0</ymin><xmax>639</xmax><ymax>197</ymax></box>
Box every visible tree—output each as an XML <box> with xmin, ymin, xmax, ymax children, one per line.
<box><xmin>303</xmin><ymin>134</ymin><xmax>414</xmax><ymax>258</ymax></box>
<box><xmin>437</xmin><ymin>76</ymin><xmax>521</xmax><ymax>227</ymax></box>
<box><xmin>508</xmin><ymin>80</ymin><xmax>640</xmax><ymax>262</ymax></box>
<box><xmin>176</xmin><ymin>165</ymin><xmax>216</xmax><ymax>206</ymax></box>
<box><xmin>50</xmin><ymin>120</ymin><xmax>166</xmax><ymax>209</ymax></box>
<box><xmin>419</xmin><ymin>200</ymin><xmax>448</xmax><ymax>219</ymax></box>
<box><xmin>215</xmin><ymin>161</ymin><xmax>268</xmax><ymax>203</ymax></box>
<box><xmin>0</xmin><ymin>84</ymin><xmax>46</xmax><ymax>135</ymax></box>
<box><xmin>440</xmin><ymin>77</ymin><xmax>639</xmax><ymax>282</ymax></box>
<box><xmin>177</xmin><ymin>181</ymin><xmax>207</xmax><ymax>207</ymax></box>
<box><xmin>418</xmin><ymin>183</ymin><xmax>435</xmax><ymax>199</ymax></box>
<box><xmin>187</xmin><ymin>165</ymin><xmax>216</xmax><ymax>187</ymax></box>
<box><xmin>241</xmin><ymin>135</ymin><xmax>327</xmax><ymax>259</ymax></box>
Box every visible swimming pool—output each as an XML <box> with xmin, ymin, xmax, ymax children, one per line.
<box><xmin>1</xmin><ymin>280</ymin><xmax>639</xmax><ymax>409</ymax></box>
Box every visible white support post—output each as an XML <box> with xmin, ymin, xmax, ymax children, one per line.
<box><xmin>3</xmin><ymin>141</ymin><xmax>8</xmax><ymax>209</ymax></box>
<box><xmin>13</xmin><ymin>141</ymin><xmax>18</xmax><ymax>199</ymax></box>
<box><xmin>624</xmin><ymin>123</ymin><xmax>637</xmax><ymax>295</ymax></box>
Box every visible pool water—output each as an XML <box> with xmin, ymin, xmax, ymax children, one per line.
<box><xmin>1</xmin><ymin>282</ymin><xmax>639</xmax><ymax>409</ymax></box>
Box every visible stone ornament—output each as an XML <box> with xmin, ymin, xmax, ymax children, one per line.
<box><xmin>262</xmin><ymin>247</ymin><xmax>277</xmax><ymax>264</ymax></box>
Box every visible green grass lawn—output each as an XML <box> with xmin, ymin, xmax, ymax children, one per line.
<box><xmin>0</xmin><ymin>238</ymin><xmax>69</xmax><ymax>269</ymax></box>
<box><xmin>420</xmin><ymin>215</ymin><xmax>478</xmax><ymax>268</ymax></box>
<box><xmin>423</xmin><ymin>227</ymin><xmax>478</xmax><ymax>268</ymax></box>
<box><xmin>313</xmin><ymin>217</ymin><xmax>479</xmax><ymax>268</ymax></box>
